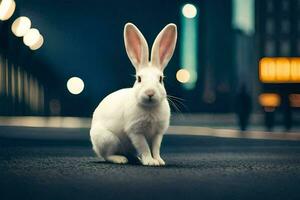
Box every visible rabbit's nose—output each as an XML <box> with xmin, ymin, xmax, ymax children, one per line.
<box><xmin>145</xmin><ymin>89</ymin><xmax>155</xmax><ymax>98</ymax></box>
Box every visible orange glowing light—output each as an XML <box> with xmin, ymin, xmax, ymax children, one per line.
<box><xmin>260</xmin><ymin>58</ymin><xmax>276</xmax><ymax>82</ymax></box>
<box><xmin>259</xmin><ymin>93</ymin><xmax>280</xmax><ymax>107</ymax></box>
<box><xmin>290</xmin><ymin>58</ymin><xmax>300</xmax><ymax>82</ymax></box>
<box><xmin>289</xmin><ymin>94</ymin><xmax>300</xmax><ymax>108</ymax></box>
<box><xmin>275</xmin><ymin>58</ymin><xmax>290</xmax><ymax>82</ymax></box>
<box><xmin>259</xmin><ymin>57</ymin><xmax>300</xmax><ymax>83</ymax></box>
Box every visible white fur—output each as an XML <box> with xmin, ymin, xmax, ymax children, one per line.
<box><xmin>90</xmin><ymin>23</ymin><xmax>177</xmax><ymax>166</ymax></box>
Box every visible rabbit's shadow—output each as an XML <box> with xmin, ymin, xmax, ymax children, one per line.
<box><xmin>90</xmin><ymin>160</ymin><xmax>140</xmax><ymax>166</ymax></box>
<box><xmin>89</xmin><ymin>160</ymin><xmax>199</xmax><ymax>169</ymax></box>
<box><xmin>90</xmin><ymin>156</ymin><xmax>141</xmax><ymax>166</ymax></box>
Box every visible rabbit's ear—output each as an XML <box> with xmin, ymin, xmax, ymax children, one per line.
<box><xmin>124</xmin><ymin>23</ymin><xmax>149</xmax><ymax>70</ymax></box>
<box><xmin>151</xmin><ymin>24</ymin><xmax>177</xmax><ymax>71</ymax></box>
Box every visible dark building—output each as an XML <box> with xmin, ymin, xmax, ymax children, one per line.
<box><xmin>255</xmin><ymin>0</ymin><xmax>300</xmax><ymax>129</ymax></box>
<box><xmin>256</xmin><ymin>0</ymin><xmax>300</xmax><ymax>58</ymax></box>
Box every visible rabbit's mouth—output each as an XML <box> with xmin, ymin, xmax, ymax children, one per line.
<box><xmin>140</xmin><ymin>96</ymin><xmax>160</xmax><ymax>107</ymax></box>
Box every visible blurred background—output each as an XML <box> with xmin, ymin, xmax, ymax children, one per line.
<box><xmin>0</xmin><ymin>0</ymin><xmax>300</xmax><ymax>132</ymax></box>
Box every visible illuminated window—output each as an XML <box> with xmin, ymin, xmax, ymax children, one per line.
<box><xmin>259</xmin><ymin>57</ymin><xmax>300</xmax><ymax>83</ymax></box>
<box><xmin>266</xmin><ymin>18</ymin><xmax>274</xmax><ymax>34</ymax></box>
<box><xmin>291</xmin><ymin>58</ymin><xmax>300</xmax><ymax>81</ymax></box>
<box><xmin>280</xmin><ymin>40</ymin><xmax>290</xmax><ymax>56</ymax></box>
<box><xmin>275</xmin><ymin>58</ymin><xmax>290</xmax><ymax>81</ymax></box>
<box><xmin>260</xmin><ymin>58</ymin><xmax>276</xmax><ymax>82</ymax></box>
<box><xmin>265</xmin><ymin>40</ymin><xmax>275</xmax><ymax>56</ymax></box>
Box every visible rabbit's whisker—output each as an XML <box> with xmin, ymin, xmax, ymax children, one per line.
<box><xmin>167</xmin><ymin>97</ymin><xmax>182</xmax><ymax>113</ymax></box>
<box><xmin>167</xmin><ymin>95</ymin><xmax>185</xmax><ymax>101</ymax></box>
<box><xmin>166</xmin><ymin>95</ymin><xmax>190</xmax><ymax>113</ymax></box>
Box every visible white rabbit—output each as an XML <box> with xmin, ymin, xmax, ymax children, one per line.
<box><xmin>90</xmin><ymin>22</ymin><xmax>177</xmax><ymax>166</ymax></box>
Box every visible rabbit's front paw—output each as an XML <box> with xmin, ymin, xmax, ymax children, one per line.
<box><xmin>141</xmin><ymin>156</ymin><xmax>160</xmax><ymax>166</ymax></box>
<box><xmin>154</xmin><ymin>157</ymin><xmax>165</xmax><ymax>166</ymax></box>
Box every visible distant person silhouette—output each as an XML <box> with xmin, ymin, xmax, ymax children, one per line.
<box><xmin>282</xmin><ymin>94</ymin><xmax>292</xmax><ymax>131</ymax></box>
<box><xmin>236</xmin><ymin>84</ymin><xmax>252</xmax><ymax>131</ymax></box>
<box><xmin>264</xmin><ymin>107</ymin><xmax>275</xmax><ymax>131</ymax></box>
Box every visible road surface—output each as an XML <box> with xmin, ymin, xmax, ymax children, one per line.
<box><xmin>1</xmin><ymin>127</ymin><xmax>300</xmax><ymax>200</ymax></box>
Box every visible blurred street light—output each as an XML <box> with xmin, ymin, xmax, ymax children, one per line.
<box><xmin>176</xmin><ymin>69</ymin><xmax>190</xmax><ymax>83</ymax></box>
<box><xmin>259</xmin><ymin>93</ymin><xmax>280</xmax><ymax>107</ymax></box>
<box><xmin>0</xmin><ymin>0</ymin><xmax>16</xmax><ymax>21</ymax></box>
<box><xmin>11</xmin><ymin>16</ymin><xmax>31</xmax><ymax>37</ymax></box>
<box><xmin>67</xmin><ymin>77</ymin><xmax>84</xmax><ymax>95</ymax></box>
<box><xmin>30</xmin><ymin>34</ymin><xmax>44</xmax><ymax>50</ymax></box>
<box><xmin>180</xmin><ymin>3</ymin><xmax>198</xmax><ymax>89</ymax></box>
<box><xmin>23</xmin><ymin>28</ymin><xmax>41</xmax><ymax>47</ymax></box>
<box><xmin>182</xmin><ymin>4</ymin><xmax>197</xmax><ymax>19</ymax></box>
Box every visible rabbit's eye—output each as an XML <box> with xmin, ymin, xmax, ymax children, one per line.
<box><xmin>159</xmin><ymin>76</ymin><xmax>163</xmax><ymax>83</ymax></box>
<box><xmin>137</xmin><ymin>76</ymin><xmax>141</xmax><ymax>83</ymax></box>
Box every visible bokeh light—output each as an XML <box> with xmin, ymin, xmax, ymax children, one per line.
<box><xmin>30</xmin><ymin>34</ymin><xmax>44</xmax><ymax>50</ymax></box>
<box><xmin>289</xmin><ymin>94</ymin><xmax>300</xmax><ymax>108</ymax></box>
<box><xmin>176</xmin><ymin>69</ymin><xmax>190</xmax><ymax>83</ymax></box>
<box><xmin>291</xmin><ymin>58</ymin><xmax>300</xmax><ymax>81</ymax></box>
<box><xmin>259</xmin><ymin>57</ymin><xmax>300</xmax><ymax>83</ymax></box>
<box><xmin>0</xmin><ymin>0</ymin><xmax>16</xmax><ymax>21</ymax></box>
<box><xmin>275</xmin><ymin>58</ymin><xmax>290</xmax><ymax>82</ymax></box>
<box><xmin>182</xmin><ymin>4</ymin><xmax>197</xmax><ymax>19</ymax></box>
<box><xmin>23</xmin><ymin>28</ymin><xmax>40</xmax><ymax>47</ymax></box>
<box><xmin>11</xmin><ymin>16</ymin><xmax>31</xmax><ymax>37</ymax></box>
<box><xmin>259</xmin><ymin>93</ymin><xmax>280</xmax><ymax>107</ymax></box>
<box><xmin>67</xmin><ymin>77</ymin><xmax>84</xmax><ymax>95</ymax></box>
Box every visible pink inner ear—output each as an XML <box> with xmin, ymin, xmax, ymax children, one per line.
<box><xmin>159</xmin><ymin>28</ymin><xmax>175</xmax><ymax>65</ymax></box>
<box><xmin>127</xmin><ymin>28</ymin><xmax>141</xmax><ymax>63</ymax></box>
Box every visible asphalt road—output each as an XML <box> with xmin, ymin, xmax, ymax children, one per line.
<box><xmin>1</xmin><ymin>128</ymin><xmax>300</xmax><ymax>200</ymax></box>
